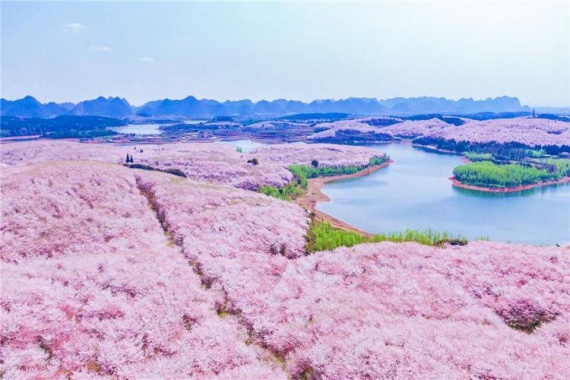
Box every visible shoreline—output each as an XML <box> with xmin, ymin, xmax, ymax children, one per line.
<box><xmin>449</xmin><ymin>176</ymin><xmax>570</xmax><ymax>193</ymax></box>
<box><xmin>411</xmin><ymin>143</ymin><xmax>463</xmax><ymax>156</ymax></box>
<box><xmin>0</xmin><ymin>135</ymin><xmax>42</xmax><ymax>143</ymax></box>
<box><xmin>295</xmin><ymin>160</ymin><xmax>393</xmax><ymax>237</ymax></box>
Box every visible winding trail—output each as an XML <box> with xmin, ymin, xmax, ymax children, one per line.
<box><xmin>134</xmin><ymin>174</ymin><xmax>288</xmax><ymax>372</ymax></box>
<box><xmin>294</xmin><ymin>160</ymin><xmax>393</xmax><ymax>237</ymax></box>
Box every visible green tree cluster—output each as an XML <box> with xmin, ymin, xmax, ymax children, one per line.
<box><xmin>414</xmin><ymin>138</ymin><xmax>559</xmax><ymax>161</ymax></box>
<box><xmin>259</xmin><ymin>181</ymin><xmax>303</xmax><ymax>201</ymax></box>
<box><xmin>463</xmin><ymin>152</ymin><xmax>493</xmax><ymax>162</ymax></box>
<box><xmin>1</xmin><ymin>115</ymin><xmax>123</xmax><ymax>138</ymax></box>
<box><xmin>453</xmin><ymin>161</ymin><xmax>559</xmax><ymax>188</ymax></box>
<box><xmin>260</xmin><ymin>156</ymin><xmax>389</xmax><ymax>201</ymax></box>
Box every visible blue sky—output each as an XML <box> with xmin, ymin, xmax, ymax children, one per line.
<box><xmin>1</xmin><ymin>1</ymin><xmax>568</xmax><ymax>107</ymax></box>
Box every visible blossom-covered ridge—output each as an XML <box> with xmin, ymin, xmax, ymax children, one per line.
<box><xmin>1</xmin><ymin>144</ymin><xmax>569</xmax><ymax>379</ymax></box>
<box><xmin>1</xmin><ymin>162</ymin><xmax>297</xmax><ymax>378</ymax></box>
<box><xmin>306</xmin><ymin>117</ymin><xmax>570</xmax><ymax>148</ymax></box>
<box><xmin>425</xmin><ymin>117</ymin><xmax>570</xmax><ymax>147</ymax></box>
<box><xmin>0</xmin><ymin>140</ymin><xmax>385</xmax><ymax>190</ymax></box>
<box><xmin>146</xmin><ymin>172</ymin><xmax>570</xmax><ymax>379</ymax></box>
<box><xmin>307</xmin><ymin>120</ymin><xmax>393</xmax><ymax>143</ymax></box>
<box><xmin>383</xmin><ymin>117</ymin><xmax>570</xmax><ymax>147</ymax></box>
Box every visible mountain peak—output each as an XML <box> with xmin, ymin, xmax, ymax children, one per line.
<box><xmin>2</xmin><ymin>95</ymin><xmax>528</xmax><ymax>118</ymax></box>
<box><xmin>21</xmin><ymin>95</ymin><xmax>41</xmax><ymax>104</ymax></box>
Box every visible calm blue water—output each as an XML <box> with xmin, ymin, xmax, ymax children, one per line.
<box><xmin>109</xmin><ymin>121</ymin><xmax>211</xmax><ymax>135</ymax></box>
<box><xmin>215</xmin><ymin>139</ymin><xmax>305</xmax><ymax>152</ymax></box>
<box><xmin>214</xmin><ymin>139</ymin><xmax>267</xmax><ymax>153</ymax></box>
<box><xmin>317</xmin><ymin>143</ymin><xmax>570</xmax><ymax>245</ymax></box>
<box><xmin>108</xmin><ymin>124</ymin><xmax>163</xmax><ymax>135</ymax></box>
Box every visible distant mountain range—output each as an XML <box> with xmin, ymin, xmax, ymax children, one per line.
<box><xmin>1</xmin><ymin>95</ymin><xmax>530</xmax><ymax>119</ymax></box>
<box><xmin>1</xmin><ymin>96</ymin><xmax>132</xmax><ymax>119</ymax></box>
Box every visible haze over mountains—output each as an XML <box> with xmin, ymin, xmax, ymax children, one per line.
<box><xmin>1</xmin><ymin>95</ymin><xmax>529</xmax><ymax>119</ymax></box>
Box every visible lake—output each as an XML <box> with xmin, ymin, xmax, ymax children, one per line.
<box><xmin>108</xmin><ymin>124</ymin><xmax>163</xmax><ymax>135</ymax></box>
<box><xmin>316</xmin><ymin>143</ymin><xmax>570</xmax><ymax>245</ymax></box>
<box><xmin>215</xmin><ymin>139</ymin><xmax>267</xmax><ymax>153</ymax></box>
<box><xmin>215</xmin><ymin>139</ymin><xmax>305</xmax><ymax>153</ymax></box>
<box><xmin>109</xmin><ymin>120</ymin><xmax>214</xmax><ymax>135</ymax></box>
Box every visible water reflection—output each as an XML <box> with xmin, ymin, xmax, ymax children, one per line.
<box><xmin>108</xmin><ymin>124</ymin><xmax>163</xmax><ymax>135</ymax></box>
<box><xmin>452</xmin><ymin>182</ymin><xmax>570</xmax><ymax>198</ymax></box>
<box><xmin>452</xmin><ymin>185</ymin><xmax>538</xmax><ymax>198</ymax></box>
<box><xmin>214</xmin><ymin>139</ymin><xmax>267</xmax><ymax>153</ymax></box>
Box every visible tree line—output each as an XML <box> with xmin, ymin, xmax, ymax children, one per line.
<box><xmin>0</xmin><ymin>115</ymin><xmax>124</xmax><ymax>138</ymax></box>
<box><xmin>260</xmin><ymin>156</ymin><xmax>389</xmax><ymax>201</ymax></box>
<box><xmin>452</xmin><ymin>161</ymin><xmax>569</xmax><ymax>188</ymax></box>
<box><xmin>414</xmin><ymin>137</ymin><xmax>570</xmax><ymax>159</ymax></box>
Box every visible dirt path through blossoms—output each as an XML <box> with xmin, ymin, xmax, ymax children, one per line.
<box><xmin>295</xmin><ymin>160</ymin><xmax>393</xmax><ymax>237</ymax></box>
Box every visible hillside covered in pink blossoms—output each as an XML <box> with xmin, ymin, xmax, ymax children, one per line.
<box><xmin>2</xmin><ymin>141</ymin><xmax>570</xmax><ymax>378</ymax></box>
<box><xmin>307</xmin><ymin>120</ymin><xmax>393</xmax><ymax>143</ymax></box>
<box><xmin>418</xmin><ymin>117</ymin><xmax>570</xmax><ymax>147</ymax></box>
<box><xmin>0</xmin><ymin>141</ymin><xmax>385</xmax><ymax>190</ymax></box>
<box><xmin>309</xmin><ymin>117</ymin><xmax>570</xmax><ymax>148</ymax></box>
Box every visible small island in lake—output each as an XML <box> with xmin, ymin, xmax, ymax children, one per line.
<box><xmin>451</xmin><ymin>155</ymin><xmax>570</xmax><ymax>193</ymax></box>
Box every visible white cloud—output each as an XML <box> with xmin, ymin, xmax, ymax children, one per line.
<box><xmin>61</xmin><ymin>23</ymin><xmax>84</xmax><ymax>33</ymax></box>
<box><xmin>139</xmin><ymin>56</ymin><xmax>156</xmax><ymax>64</ymax></box>
<box><xmin>90</xmin><ymin>46</ymin><xmax>112</xmax><ymax>53</ymax></box>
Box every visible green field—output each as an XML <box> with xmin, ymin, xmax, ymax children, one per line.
<box><xmin>305</xmin><ymin>220</ymin><xmax>470</xmax><ymax>253</ymax></box>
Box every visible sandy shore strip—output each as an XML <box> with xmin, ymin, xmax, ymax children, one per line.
<box><xmin>295</xmin><ymin>160</ymin><xmax>393</xmax><ymax>237</ymax></box>
<box><xmin>449</xmin><ymin>176</ymin><xmax>570</xmax><ymax>193</ymax></box>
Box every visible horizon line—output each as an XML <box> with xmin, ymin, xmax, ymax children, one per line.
<box><xmin>2</xmin><ymin>94</ymin><xmax>540</xmax><ymax>107</ymax></box>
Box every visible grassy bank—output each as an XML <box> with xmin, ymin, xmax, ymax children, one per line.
<box><xmin>305</xmin><ymin>219</ymin><xmax>471</xmax><ymax>254</ymax></box>
<box><xmin>260</xmin><ymin>156</ymin><xmax>389</xmax><ymax>201</ymax></box>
